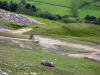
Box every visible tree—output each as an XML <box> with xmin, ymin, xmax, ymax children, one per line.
<box><xmin>10</xmin><ymin>0</ymin><xmax>18</xmax><ymax>12</ymax></box>
<box><xmin>31</xmin><ymin>5</ymin><xmax>38</xmax><ymax>12</ymax></box>
<box><xmin>20</xmin><ymin>0</ymin><xmax>26</xmax><ymax>5</ymax></box>
<box><xmin>0</xmin><ymin>1</ymin><xmax>9</xmax><ymax>10</ymax></box>
<box><xmin>25</xmin><ymin>3</ymin><xmax>31</xmax><ymax>9</ymax></box>
<box><xmin>70</xmin><ymin>2</ymin><xmax>79</xmax><ymax>21</ymax></box>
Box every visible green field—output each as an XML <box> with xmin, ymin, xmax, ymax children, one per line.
<box><xmin>0</xmin><ymin>0</ymin><xmax>100</xmax><ymax>18</ymax></box>
<box><xmin>28</xmin><ymin>0</ymin><xmax>100</xmax><ymax>18</ymax></box>
<box><xmin>93</xmin><ymin>1</ymin><xmax>100</xmax><ymax>6</ymax></box>
<box><xmin>28</xmin><ymin>0</ymin><xmax>100</xmax><ymax>17</ymax></box>
<box><xmin>28</xmin><ymin>2</ymin><xmax>71</xmax><ymax>15</ymax></box>
<box><xmin>79</xmin><ymin>5</ymin><xmax>100</xmax><ymax>18</ymax></box>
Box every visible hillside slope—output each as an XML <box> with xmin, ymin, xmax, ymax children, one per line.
<box><xmin>0</xmin><ymin>28</ymin><xmax>100</xmax><ymax>75</ymax></box>
<box><xmin>0</xmin><ymin>8</ymin><xmax>100</xmax><ymax>75</ymax></box>
<box><xmin>0</xmin><ymin>26</ymin><xmax>100</xmax><ymax>75</ymax></box>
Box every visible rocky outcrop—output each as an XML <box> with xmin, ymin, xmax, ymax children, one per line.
<box><xmin>0</xmin><ymin>9</ymin><xmax>44</xmax><ymax>26</ymax></box>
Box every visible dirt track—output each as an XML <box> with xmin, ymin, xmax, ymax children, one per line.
<box><xmin>0</xmin><ymin>27</ymin><xmax>32</xmax><ymax>34</ymax></box>
<box><xmin>34</xmin><ymin>35</ymin><xmax>100</xmax><ymax>52</ymax></box>
<box><xmin>12</xmin><ymin>28</ymin><xmax>32</xmax><ymax>34</ymax></box>
<box><xmin>0</xmin><ymin>27</ymin><xmax>100</xmax><ymax>61</ymax></box>
<box><xmin>34</xmin><ymin>35</ymin><xmax>100</xmax><ymax>61</ymax></box>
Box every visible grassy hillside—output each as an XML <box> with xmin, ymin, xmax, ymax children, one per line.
<box><xmin>0</xmin><ymin>0</ymin><xmax>100</xmax><ymax>18</ymax></box>
<box><xmin>0</xmin><ymin>43</ymin><xmax>100</xmax><ymax>75</ymax></box>
<box><xmin>23</xmin><ymin>16</ymin><xmax>100</xmax><ymax>41</ymax></box>
<box><xmin>0</xmin><ymin>0</ymin><xmax>100</xmax><ymax>75</ymax></box>
<box><xmin>27</xmin><ymin>0</ymin><xmax>100</xmax><ymax>18</ymax></box>
<box><xmin>0</xmin><ymin>9</ymin><xmax>100</xmax><ymax>75</ymax></box>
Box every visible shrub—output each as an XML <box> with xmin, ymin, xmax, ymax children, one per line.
<box><xmin>25</xmin><ymin>3</ymin><xmax>31</xmax><ymax>9</ymax></box>
<box><xmin>85</xmin><ymin>15</ymin><xmax>96</xmax><ymax>24</ymax></box>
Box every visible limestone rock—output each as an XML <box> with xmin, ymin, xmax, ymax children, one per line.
<box><xmin>0</xmin><ymin>9</ymin><xmax>44</xmax><ymax>26</ymax></box>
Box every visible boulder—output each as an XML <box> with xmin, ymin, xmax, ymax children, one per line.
<box><xmin>41</xmin><ymin>60</ymin><xmax>55</xmax><ymax>67</ymax></box>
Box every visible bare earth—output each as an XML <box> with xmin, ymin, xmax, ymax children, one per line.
<box><xmin>34</xmin><ymin>35</ymin><xmax>100</xmax><ymax>61</ymax></box>
<box><xmin>0</xmin><ymin>25</ymin><xmax>32</xmax><ymax>34</ymax></box>
<box><xmin>0</xmin><ymin>27</ymin><xmax>100</xmax><ymax>62</ymax></box>
<box><xmin>12</xmin><ymin>28</ymin><xmax>32</xmax><ymax>34</ymax></box>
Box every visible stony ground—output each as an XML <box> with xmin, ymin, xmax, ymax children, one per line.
<box><xmin>0</xmin><ymin>9</ymin><xmax>44</xmax><ymax>25</ymax></box>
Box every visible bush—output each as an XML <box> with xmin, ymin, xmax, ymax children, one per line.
<box><xmin>55</xmin><ymin>15</ymin><xmax>62</xmax><ymax>20</ymax></box>
<box><xmin>25</xmin><ymin>3</ymin><xmax>31</xmax><ymax>9</ymax></box>
<box><xmin>85</xmin><ymin>15</ymin><xmax>96</xmax><ymax>24</ymax></box>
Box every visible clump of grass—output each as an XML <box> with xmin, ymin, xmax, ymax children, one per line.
<box><xmin>6</xmin><ymin>23</ymin><xmax>26</xmax><ymax>29</ymax></box>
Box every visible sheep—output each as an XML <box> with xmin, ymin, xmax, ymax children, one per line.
<box><xmin>29</xmin><ymin>72</ymin><xmax>37</xmax><ymax>75</ymax></box>
<box><xmin>1</xmin><ymin>72</ymin><xmax>8</xmax><ymax>75</ymax></box>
